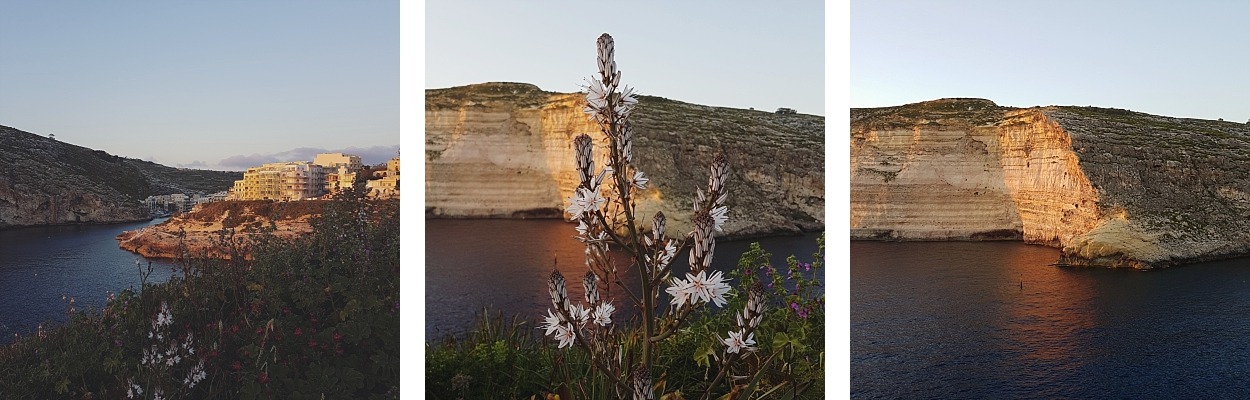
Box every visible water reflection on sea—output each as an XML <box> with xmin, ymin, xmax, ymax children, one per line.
<box><xmin>0</xmin><ymin>219</ymin><xmax>176</xmax><ymax>343</ymax></box>
<box><xmin>852</xmin><ymin>241</ymin><xmax>1250</xmax><ymax>398</ymax></box>
<box><xmin>425</xmin><ymin>219</ymin><xmax>824</xmax><ymax>340</ymax></box>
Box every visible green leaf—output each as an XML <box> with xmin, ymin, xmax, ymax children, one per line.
<box><xmin>694</xmin><ymin>340</ymin><xmax>716</xmax><ymax>368</ymax></box>
<box><xmin>771</xmin><ymin>332</ymin><xmax>791</xmax><ymax>349</ymax></box>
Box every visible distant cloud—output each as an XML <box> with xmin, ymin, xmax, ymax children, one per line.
<box><xmin>177</xmin><ymin>160</ymin><xmax>209</xmax><ymax>169</ymax></box>
<box><xmin>218</xmin><ymin>145</ymin><xmax>400</xmax><ymax>170</ymax></box>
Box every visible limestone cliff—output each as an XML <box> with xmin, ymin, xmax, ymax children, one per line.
<box><xmin>426</xmin><ymin>82</ymin><xmax>824</xmax><ymax>238</ymax></box>
<box><xmin>1</xmin><ymin>125</ymin><xmax>240</xmax><ymax>229</ymax></box>
<box><xmin>851</xmin><ymin>99</ymin><xmax>1250</xmax><ymax>268</ymax></box>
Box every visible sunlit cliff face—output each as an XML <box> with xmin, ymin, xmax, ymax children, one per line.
<box><xmin>425</xmin><ymin>83</ymin><xmax>825</xmax><ymax>238</ymax></box>
<box><xmin>852</xmin><ymin>99</ymin><xmax>1250</xmax><ymax>268</ymax></box>
<box><xmin>851</xmin><ymin>107</ymin><xmax>1102</xmax><ymax>246</ymax></box>
<box><xmin>424</xmin><ymin>91</ymin><xmax>599</xmax><ymax>218</ymax></box>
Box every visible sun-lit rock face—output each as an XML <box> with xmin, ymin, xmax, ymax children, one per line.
<box><xmin>852</xmin><ymin>99</ymin><xmax>1250</xmax><ymax>268</ymax></box>
<box><xmin>426</xmin><ymin>82</ymin><xmax>825</xmax><ymax>238</ymax></box>
<box><xmin>425</xmin><ymin>83</ymin><xmax>597</xmax><ymax>219</ymax></box>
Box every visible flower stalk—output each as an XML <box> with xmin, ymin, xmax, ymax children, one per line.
<box><xmin>542</xmin><ymin>32</ymin><xmax>756</xmax><ymax>397</ymax></box>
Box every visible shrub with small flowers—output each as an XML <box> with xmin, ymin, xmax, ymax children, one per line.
<box><xmin>0</xmin><ymin>186</ymin><xmax>399</xmax><ymax>399</ymax></box>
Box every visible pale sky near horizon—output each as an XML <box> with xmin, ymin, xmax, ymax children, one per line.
<box><xmin>425</xmin><ymin>1</ymin><xmax>826</xmax><ymax>117</ymax></box>
<box><xmin>0</xmin><ymin>1</ymin><xmax>399</xmax><ymax>171</ymax></box>
<box><xmin>853</xmin><ymin>1</ymin><xmax>1250</xmax><ymax>123</ymax></box>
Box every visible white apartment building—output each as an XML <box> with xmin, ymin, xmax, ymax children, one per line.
<box><xmin>314</xmin><ymin>153</ymin><xmax>364</xmax><ymax>194</ymax></box>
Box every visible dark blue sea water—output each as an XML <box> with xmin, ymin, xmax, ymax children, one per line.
<box><xmin>852</xmin><ymin>241</ymin><xmax>1250</xmax><ymax>399</ymax></box>
<box><xmin>0</xmin><ymin>219</ymin><xmax>175</xmax><ymax>343</ymax></box>
<box><xmin>425</xmin><ymin>219</ymin><xmax>824</xmax><ymax>339</ymax></box>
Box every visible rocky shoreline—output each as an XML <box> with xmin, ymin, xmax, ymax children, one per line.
<box><xmin>117</xmin><ymin>200</ymin><xmax>318</xmax><ymax>260</ymax></box>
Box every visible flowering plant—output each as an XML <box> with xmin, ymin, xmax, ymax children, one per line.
<box><xmin>540</xmin><ymin>32</ymin><xmax>770</xmax><ymax>399</ymax></box>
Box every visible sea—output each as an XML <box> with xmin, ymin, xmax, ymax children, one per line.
<box><xmin>852</xmin><ymin>241</ymin><xmax>1250</xmax><ymax>398</ymax></box>
<box><xmin>1</xmin><ymin>217</ymin><xmax>825</xmax><ymax>345</ymax></box>
<box><xmin>0</xmin><ymin>218</ymin><xmax>177</xmax><ymax>343</ymax></box>
<box><xmin>425</xmin><ymin>219</ymin><xmax>826</xmax><ymax>340</ymax></box>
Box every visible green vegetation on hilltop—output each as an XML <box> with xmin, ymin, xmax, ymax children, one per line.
<box><xmin>633</xmin><ymin>95</ymin><xmax>824</xmax><ymax>150</ymax></box>
<box><xmin>0</xmin><ymin>193</ymin><xmax>399</xmax><ymax>398</ymax></box>
<box><xmin>1059</xmin><ymin>106</ymin><xmax>1249</xmax><ymax>142</ymax></box>
<box><xmin>851</xmin><ymin>98</ymin><xmax>1009</xmax><ymax>129</ymax></box>
<box><xmin>426</xmin><ymin>82</ymin><xmax>555</xmax><ymax>110</ymax></box>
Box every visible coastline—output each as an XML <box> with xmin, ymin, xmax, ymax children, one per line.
<box><xmin>0</xmin><ymin>216</ymin><xmax>157</xmax><ymax>232</ymax></box>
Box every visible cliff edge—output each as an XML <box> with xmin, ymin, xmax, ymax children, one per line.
<box><xmin>426</xmin><ymin>82</ymin><xmax>825</xmax><ymax>238</ymax></box>
<box><xmin>851</xmin><ymin>99</ymin><xmax>1250</xmax><ymax>268</ymax></box>
<box><xmin>1</xmin><ymin>125</ymin><xmax>241</xmax><ymax>229</ymax></box>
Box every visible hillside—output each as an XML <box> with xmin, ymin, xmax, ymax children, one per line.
<box><xmin>425</xmin><ymin>82</ymin><xmax>824</xmax><ymax>238</ymax></box>
<box><xmin>0</xmin><ymin>125</ymin><xmax>241</xmax><ymax>228</ymax></box>
<box><xmin>850</xmin><ymin>99</ymin><xmax>1250</xmax><ymax>268</ymax></box>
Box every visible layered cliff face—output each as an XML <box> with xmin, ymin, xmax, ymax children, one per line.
<box><xmin>0</xmin><ymin>125</ymin><xmax>241</xmax><ymax>229</ymax></box>
<box><xmin>427</xmin><ymin>82</ymin><xmax>824</xmax><ymax>238</ymax></box>
<box><xmin>851</xmin><ymin>99</ymin><xmax>1250</xmax><ymax>268</ymax></box>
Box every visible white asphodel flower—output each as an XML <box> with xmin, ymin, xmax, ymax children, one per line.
<box><xmin>554</xmin><ymin>323</ymin><xmax>577</xmax><ymax>349</ymax></box>
<box><xmin>593</xmin><ymin>302</ymin><xmax>615</xmax><ymax>326</ymax></box>
<box><xmin>710</xmin><ymin>205</ymin><xmax>728</xmax><ymax>232</ymax></box>
<box><xmin>619</xmin><ymin>85</ymin><xmax>638</xmax><ymax>107</ymax></box>
<box><xmin>665</xmin><ymin>276</ymin><xmax>693</xmax><ymax>310</ymax></box>
<box><xmin>633</xmin><ymin>170</ymin><xmax>648</xmax><ymax>190</ymax></box>
<box><xmin>541</xmin><ymin>308</ymin><xmax>564</xmax><ymax>336</ymax></box>
<box><xmin>668</xmin><ymin>270</ymin><xmax>730</xmax><ymax>309</ymax></box>
<box><xmin>723</xmin><ymin>329</ymin><xmax>756</xmax><ymax>354</ymax></box>
<box><xmin>584</xmin><ymin>78</ymin><xmax>609</xmax><ymax>113</ymax></box>
<box><xmin>664</xmin><ymin>240</ymin><xmax>678</xmax><ymax>261</ymax></box>
<box><xmin>616</xmin><ymin>85</ymin><xmax>639</xmax><ymax>117</ymax></box>
<box><xmin>688</xmin><ymin>270</ymin><xmax>731</xmax><ymax>308</ymax></box>
<box><xmin>156</xmin><ymin>302</ymin><xmax>173</xmax><ymax>327</ymax></box>
<box><xmin>565</xmin><ymin>187</ymin><xmax>606</xmax><ymax>220</ymax></box>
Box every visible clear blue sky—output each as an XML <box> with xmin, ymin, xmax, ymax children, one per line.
<box><xmin>853</xmin><ymin>1</ymin><xmax>1250</xmax><ymax>123</ymax></box>
<box><xmin>0</xmin><ymin>1</ymin><xmax>399</xmax><ymax>171</ymax></box>
<box><xmin>425</xmin><ymin>1</ymin><xmax>826</xmax><ymax>116</ymax></box>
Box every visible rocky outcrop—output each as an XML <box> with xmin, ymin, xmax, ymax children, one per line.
<box><xmin>851</xmin><ymin>99</ymin><xmax>1250</xmax><ymax>268</ymax></box>
<box><xmin>0</xmin><ymin>125</ymin><xmax>240</xmax><ymax>229</ymax></box>
<box><xmin>117</xmin><ymin>200</ymin><xmax>319</xmax><ymax>259</ymax></box>
<box><xmin>426</xmin><ymin>82</ymin><xmax>824</xmax><ymax>238</ymax></box>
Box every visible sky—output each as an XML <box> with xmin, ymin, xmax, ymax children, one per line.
<box><xmin>0</xmin><ymin>1</ymin><xmax>399</xmax><ymax>171</ymax></box>
<box><xmin>853</xmin><ymin>1</ymin><xmax>1250</xmax><ymax>123</ymax></box>
<box><xmin>425</xmin><ymin>1</ymin><xmax>826</xmax><ymax>117</ymax></box>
